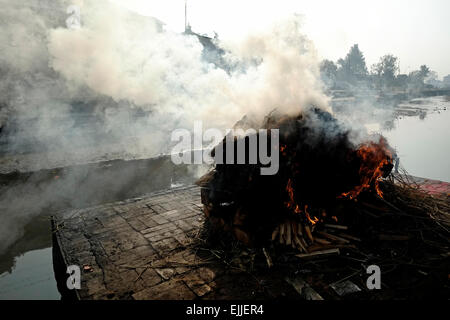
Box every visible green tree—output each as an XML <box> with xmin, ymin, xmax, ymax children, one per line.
<box><xmin>408</xmin><ymin>65</ymin><xmax>431</xmax><ymax>88</ymax></box>
<box><xmin>320</xmin><ymin>59</ymin><xmax>338</xmax><ymax>88</ymax></box>
<box><xmin>337</xmin><ymin>44</ymin><xmax>368</xmax><ymax>84</ymax></box>
<box><xmin>371</xmin><ymin>54</ymin><xmax>399</xmax><ymax>88</ymax></box>
<box><xmin>419</xmin><ymin>65</ymin><xmax>430</xmax><ymax>79</ymax></box>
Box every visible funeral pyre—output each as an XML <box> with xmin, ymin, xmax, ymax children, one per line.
<box><xmin>196</xmin><ymin>108</ymin><xmax>450</xmax><ymax>264</ymax></box>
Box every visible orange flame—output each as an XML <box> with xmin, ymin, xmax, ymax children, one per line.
<box><xmin>280</xmin><ymin>144</ymin><xmax>287</xmax><ymax>157</ymax></box>
<box><xmin>285</xmin><ymin>179</ymin><xmax>301</xmax><ymax>214</ymax></box>
<box><xmin>340</xmin><ymin>138</ymin><xmax>392</xmax><ymax>200</ymax></box>
<box><xmin>304</xmin><ymin>205</ymin><xmax>319</xmax><ymax>225</ymax></box>
<box><xmin>285</xmin><ymin>179</ymin><xmax>317</xmax><ymax>224</ymax></box>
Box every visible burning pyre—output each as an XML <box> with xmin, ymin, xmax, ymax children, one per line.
<box><xmin>193</xmin><ymin>106</ymin><xmax>450</xmax><ymax>298</ymax></box>
<box><xmin>197</xmin><ymin>107</ymin><xmax>394</xmax><ymax>252</ymax></box>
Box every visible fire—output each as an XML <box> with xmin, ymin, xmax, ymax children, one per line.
<box><xmin>280</xmin><ymin>144</ymin><xmax>287</xmax><ymax>157</ymax></box>
<box><xmin>304</xmin><ymin>205</ymin><xmax>319</xmax><ymax>225</ymax></box>
<box><xmin>285</xmin><ymin>179</ymin><xmax>301</xmax><ymax>214</ymax></box>
<box><xmin>285</xmin><ymin>179</ymin><xmax>318</xmax><ymax>224</ymax></box>
<box><xmin>340</xmin><ymin>137</ymin><xmax>392</xmax><ymax>200</ymax></box>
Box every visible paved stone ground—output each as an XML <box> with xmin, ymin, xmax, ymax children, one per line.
<box><xmin>405</xmin><ymin>175</ymin><xmax>450</xmax><ymax>196</ymax></box>
<box><xmin>52</xmin><ymin>186</ymin><xmax>301</xmax><ymax>300</ymax></box>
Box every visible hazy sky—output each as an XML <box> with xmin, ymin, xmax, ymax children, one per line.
<box><xmin>114</xmin><ymin>0</ymin><xmax>450</xmax><ymax>77</ymax></box>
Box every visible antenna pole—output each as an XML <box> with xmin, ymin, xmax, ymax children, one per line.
<box><xmin>185</xmin><ymin>0</ymin><xmax>187</xmax><ymax>32</ymax></box>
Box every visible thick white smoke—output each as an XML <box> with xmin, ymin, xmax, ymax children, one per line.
<box><xmin>0</xmin><ymin>0</ymin><xmax>330</xmax><ymax>253</ymax></box>
<box><xmin>48</xmin><ymin>0</ymin><xmax>329</xmax><ymax>130</ymax></box>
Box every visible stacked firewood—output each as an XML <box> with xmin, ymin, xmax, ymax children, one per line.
<box><xmin>197</xmin><ymin>107</ymin><xmax>393</xmax><ymax>253</ymax></box>
<box><xmin>270</xmin><ymin>219</ymin><xmax>360</xmax><ymax>257</ymax></box>
<box><xmin>272</xmin><ymin>220</ymin><xmax>314</xmax><ymax>252</ymax></box>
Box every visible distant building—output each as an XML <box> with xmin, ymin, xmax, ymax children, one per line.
<box><xmin>425</xmin><ymin>78</ymin><xmax>443</xmax><ymax>88</ymax></box>
<box><xmin>183</xmin><ymin>25</ymin><xmax>227</xmax><ymax>70</ymax></box>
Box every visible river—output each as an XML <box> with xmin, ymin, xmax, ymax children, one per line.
<box><xmin>383</xmin><ymin>99</ymin><xmax>450</xmax><ymax>182</ymax></box>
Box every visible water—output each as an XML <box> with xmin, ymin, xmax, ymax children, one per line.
<box><xmin>0</xmin><ymin>248</ymin><xmax>59</xmax><ymax>300</ymax></box>
<box><xmin>383</xmin><ymin>97</ymin><xmax>450</xmax><ymax>182</ymax></box>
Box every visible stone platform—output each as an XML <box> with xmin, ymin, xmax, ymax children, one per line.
<box><xmin>52</xmin><ymin>186</ymin><xmax>302</xmax><ymax>300</ymax></box>
<box><xmin>405</xmin><ymin>175</ymin><xmax>450</xmax><ymax>196</ymax></box>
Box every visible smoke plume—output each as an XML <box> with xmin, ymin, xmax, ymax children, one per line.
<box><xmin>0</xmin><ymin>0</ymin><xmax>330</xmax><ymax>253</ymax></box>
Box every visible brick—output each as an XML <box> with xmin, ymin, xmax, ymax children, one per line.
<box><xmin>120</xmin><ymin>269</ymin><xmax>139</xmax><ymax>283</ymax></box>
<box><xmin>84</xmin><ymin>278</ymin><xmax>107</xmax><ymax>296</ymax></box>
<box><xmin>173</xmin><ymin>219</ymin><xmax>194</xmax><ymax>232</ymax></box>
<box><xmin>136</xmin><ymin>214</ymin><xmax>158</xmax><ymax>228</ymax></box>
<box><xmin>151</xmin><ymin>214</ymin><xmax>170</xmax><ymax>225</ymax></box>
<box><xmin>159</xmin><ymin>209</ymin><xmax>182</xmax><ymax>221</ymax></box>
<box><xmin>143</xmin><ymin>227</ymin><xmax>184</xmax><ymax>243</ymax></box>
<box><xmin>129</xmin><ymin>245</ymin><xmax>156</xmax><ymax>258</ymax></box>
<box><xmin>138</xmin><ymin>268</ymin><xmax>163</xmax><ymax>287</ymax></box>
<box><xmin>182</xmin><ymin>271</ymin><xmax>212</xmax><ymax>297</ymax></box>
<box><xmin>114</xmin><ymin>233</ymin><xmax>149</xmax><ymax>251</ymax></box>
<box><xmin>197</xmin><ymin>267</ymin><xmax>218</xmax><ymax>283</ymax></box>
<box><xmin>132</xmin><ymin>280</ymin><xmax>196</xmax><ymax>300</ymax></box>
<box><xmin>155</xmin><ymin>268</ymin><xmax>175</xmax><ymax>280</ymax></box>
<box><xmin>109</xmin><ymin>251</ymin><xmax>142</xmax><ymax>266</ymax></box>
<box><xmin>151</xmin><ymin>238</ymin><xmax>180</xmax><ymax>253</ymax></box>
<box><xmin>174</xmin><ymin>233</ymin><xmax>192</xmax><ymax>246</ymax></box>
<box><xmin>181</xmin><ymin>209</ymin><xmax>202</xmax><ymax>219</ymax></box>
<box><xmin>141</xmin><ymin>222</ymin><xmax>177</xmax><ymax>235</ymax></box>
<box><xmin>149</xmin><ymin>205</ymin><xmax>167</xmax><ymax>214</ymax></box>
<box><xmin>127</xmin><ymin>218</ymin><xmax>148</xmax><ymax>231</ymax></box>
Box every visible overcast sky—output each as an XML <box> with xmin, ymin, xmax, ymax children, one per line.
<box><xmin>113</xmin><ymin>0</ymin><xmax>450</xmax><ymax>78</ymax></box>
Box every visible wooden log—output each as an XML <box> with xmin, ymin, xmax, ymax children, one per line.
<box><xmin>285</xmin><ymin>276</ymin><xmax>324</xmax><ymax>300</ymax></box>
<box><xmin>296</xmin><ymin>248</ymin><xmax>340</xmax><ymax>259</ymax></box>
<box><xmin>307</xmin><ymin>244</ymin><xmax>356</xmax><ymax>252</ymax></box>
<box><xmin>314</xmin><ymin>237</ymin><xmax>331</xmax><ymax>245</ymax></box>
<box><xmin>291</xmin><ymin>222</ymin><xmax>298</xmax><ymax>249</ymax></box>
<box><xmin>338</xmin><ymin>233</ymin><xmax>361</xmax><ymax>242</ymax></box>
<box><xmin>297</xmin><ymin>222</ymin><xmax>303</xmax><ymax>236</ymax></box>
<box><xmin>299</xmin><ymin>236</ymin><xmax>309</xmax><ymax>252</ymax></box>
<box><xmin>293</xmin><ymin>235</ymin><xmax>307</xmax><ymax>253</ymax></box>
<box><xmin>262</xmin><ymin>248</ymin><xmax>273</xmax><ymax>268</ymax></box>
<box><xmin>286</xmin><ymin>222</ymin><xmax>292</xmax><ymax>245</ymax></box>
<box><xmin>279</xmin><ymin>223</ymin><xmax>285</xmax><ymax>244</ymax></box>
<box><xmin>271</xmin><ymin>226</ymin><xmax>280</xmax><ymax>241</ymax></box>
<box><xmin>316</xmin><ymin>231</ymin><xmax>350</xmax><ymax>244</ymax></box>
<box><xmin>324</xmin><ymin>224</ymin><xmax>348</xmax><ymax>230</ymax></box>
<box><xmin>304</xmin><ymin>225</ymin><xmax>314</xmax><ymax>243</ymax></box>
